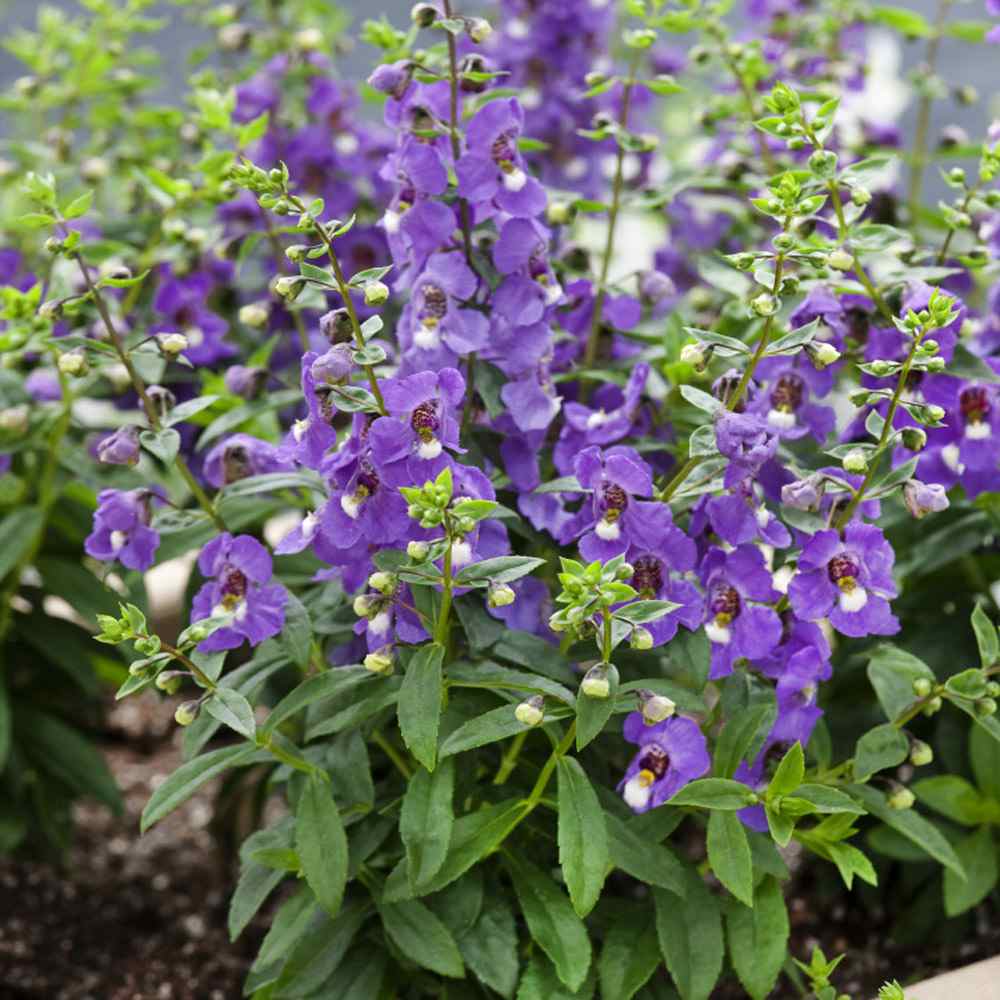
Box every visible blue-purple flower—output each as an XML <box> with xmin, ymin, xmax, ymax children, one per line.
<box><xmin>204</xmin><ymin>434</ymin><xmax>293</xmax><ymax>488</ymax></box>
<box><xmin>619</xmin><ymin>713</ymin><xmax>711</xmax><ymax>813</ymax></box>
<box><xmin>191</xmin><ymin>534</ymin><xmax>288</xmax><ymax>652</ymax></box>
<box><xmin>715</xmin><ymin>411</ymin><xmax>779</xmax><ymax>487</ymax></box>
<box><xmin>85</xmin><ymin>488</ymin><xmax>163</xmax><ymax>571</ymax></box>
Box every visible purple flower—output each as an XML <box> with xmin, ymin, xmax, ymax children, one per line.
<box><xmin>321</xmin><ymin>453</ymin><xmax>411</xmax><ymax>549</ymax></box>
<box><xmin>694</xmin><ymin>482</ymin><xmax>791</xmax><ymax>549</ymax></box>
<box><xmin>789</xmin><ymin>523</ymin><xmax>900</xmax><ymax>638</ymax></box>
<box><xmin>203</xmin><ymin>434</ymin><xmax>293</xmax><ymax>488</ymax></box>
<box><xmin>456</xmin><ymin>98</ymin><xmax>547</xmax><ymax>217</ymax></box>
<box><xmin>750</xmin><ymin>368</ymin><xmax>835</xmax><ymax>442</ymax></box>
<box><xmin>354</xmin><ymin>583</ymin><xmax>428</xmax><ymax>651</ymax></box>
<box><xmin>224</xmin><ymin>365</ymin><xmax>268</xmax><ymax>399</ymax></box>
<box><xmin>700</xmin><ymin>545</ymin><xmax>782</xmax><ymax>678</ymax></box>
<box><xmin>569</xmin><ymin>446</ymin><xmax>660</xmax><ymax>561</ymax></box>
<box><xmin>715</xmin><ymin>411</ymin><xmax>779</xmax><ymax>488</ymax></box>
<box><xmin>619</xmin><ymin>713</ymin><xmax>711</xmax><ymax>813</ymax></box>
<box><xmin>190</xmin><ymin>534</ymin><xmax>288</xmax><ymax>652</ymax></box>
<box><xmin>557</xmin><ymin>363</ymin><xmax>650</xmax><ymax>460</ymax></box>
<box><xmin>369</xmin><ymin>368</ymin><xmax>465</xmax><ymax>485</ymax></box>
<box><xmin>25</xmin><ymin>369</ymin><xmax>61</xmax><ymax>402</ymax></box>
<box><xmin>368</xmin><ymin>60</ymin><xmax>415</xmax><ymax>100</ymax></box>
<box><xmin>97</xmin><ymin>425</ymin><xmax>141</xmax><ymax>466</ymax></box>
<box><xmin>152</xmin><ymin>268</ymin><xmax>234</xmax><ymax>366</ymax></box>
<box><xmin>903</xmin><ymin>479</ymin><xmax>949</xmax><ymax>519</ymax></box>
<box><xmin>85</xmin><ymin>488</ymin><xmax>163</xmax><ymax>571</ymax></box>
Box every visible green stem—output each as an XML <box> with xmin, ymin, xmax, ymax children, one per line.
<box><xmin>582</xmin><ymin>48</ymin><xmax>643</xmax><ymax>377</ymax></box>
<box><xmin>434</xmin><ymin>530</ymin><xmax>454</xmax><ymax>647</ymax></box>
<box><xmin>937</xmin><ymin>183</ymin><xmax>979</xmax><ymax>265</ymax></box>
<box><xmin>162</xmin><ymin>640</ymin><xmax>217</xmax><ymax>691</ymax></box>
<box><xmin>601</xmin><ymin>610</ymin><xmax>612</xmax><ymax>663</ymax></box>
<box><xmin>372</xmin><ymin>728</ymin><xmax>414</xmax><ymax>779</ymax></box>
<box><xmin>525</xmin><ymin>722</ymin><xmax>577</xmax><ymax>810</ymax></box>
<box><xmin>906</xmin><ymin>0</ymin><xmax>954</xmax><ymax>225</ymax></box>
<box><xmin>834</xmin><ymin>328</ymin><xmax>925</xmax><ymax>529</ymax></box>
<box><xmin>493</xmin><ymin>729</ymin><xmax>529</xmax><ymax>785</ymax></box>
<box><xmin>263</xmin><ymin>214</ymin><xmax>311</xmax><ymax>353</ymax></box>
<box><xmin>442</xmin><ymin>0</ymin><xmax>475</xmax><ymax>268</ymax></box>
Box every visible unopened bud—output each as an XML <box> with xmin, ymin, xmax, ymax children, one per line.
<box><xmin>680</xmin><ymin>343</ymin><xmax>706</xmax><ymax>368</ymax></box>
<box><xmin>977</xmin><ymin>697</ymin><xmax>998</xmax><ymax>717</ymax></box>
<box><xmin>926</xmin><ymin>404</ymin><xmax>946</xmax><ymax>423</ymax></box>
<box><xmin>320</xmin><ymin>307</ymin><xmax>353</xmax><ymax>344</ymax></box>
<box><xmin>923</xmin><ymin>695</ymin><xmax>943</xmax><ymax>716</ymax></box>
<box><xmin>630</xmin><ymin>626</ymin><xmax>654</xmax><ymax>650</ymax></box>
<box><xmin>909</xmin><ymin>740</ymin><xmax>934</xmax><ymax>767</ymax></box>
<box><xmin>750</xmin><ymin>293</ymin><xmax>777</xmax><ymax>317</ymax></box>
<box><xmin>364</xmin><ymin>647</ymin><xmax>395</xmax><ymax>675</ymax></box>
<box><xmin>155</xmin><ymin>670</ymin><xmax>185</xmax><ymax>695</ymax></box>
<box><xmin>888</xmin><ymin>786</ymin><xmax>915</xmax><ymax>810</ymax></box>
<box><xmin>239</xmin><ymin>302</ymin><xmax>270</xmax><ymax>328</ymax></box>
<box><xmin>913</xmin><ymin>677</ymin><xmax>933</xmax><ymax>698</ymax></box>
<box><xmin>158</xmin><ymin>332</ymin><xmax>189</xmax><ymax>357</ymax></box>
<box><xmin>851</xmin><ymin>186</ymin><xmax>872</xmax><ymax>206</ymax></box>
<box><xmin>274</xmin><ymin>276</ymin><xmax>301</xmax><ymax>300</ymax></box>
<box><xmin>466</xmin><ymin>17</ymin><xmax>492</xmax><ymax>43</ymax></box>
<box><xmin>581</xmin><ymin>664</ymin><xmax>611</xmax><ymax>699</ymax></box>
<box><xmin>901</xmin><ymin>427</ymin><xmax>927</xmax><ymax>452</ymax></box>
<box><xmin>515</xmin><ymin>695</ymin><xmax>545</xmax><ymax>726</ymax></box>
<box><xmin>640</xmin><ymin>690</ymin><xmax>676</xmax><ymax>724</ymax></box>
<box><xmin>411</xmin><ymin>2</ymin><xmax>437</xmax><ymax>26</ymax></box>
<box><xmin>843</xmin><ymin>449</ymin><xmax>868</xmax><ymax>474</ymax></box>
<box><xmin>987</xmin><ymin>682</ymin><xmax>1000</xmax><ymax>698</ymax></box>
<box><xmin>353</xmin><ymin>594</ymin><xmax>376</xmax><ymax>617</ymax></box>
<box><xmin>488</xmin><ymin>582</ymin><xmax>516</xmax><ymax>608</ymax></box>
<box><xmin>174</xmin><ymin>700</ymin><xmax>201</xmax><ymax>726</ymax></box>
<box><xmin>807</xmin><ymin>342</ymin><xmax>841</xmax><ymax>369</ymax></box>
<box><xmin>364</xmin><ymin>280</ymin><xmax>390</xmax><ymax>306</ymax></box>
<box><xmin>294</xmin><ymin>27</ymin><xmax>324</xmax><ymax>50</ymax></box>
<box><xmin>546</xmin><ymin>201</ymin><xmax>575</xmax><ymax>226</ymax></box>
<box><xmin>407</xmin><ymin>540</ymin><xmax>430</xmax><ymax>561</ymax></box>
<box><xmin>368</xmin><ymin>571</ymin><xmax>397</xmax><ymax>595</ymax></box>
<box><xmin>827</xmin><ymin>249</ymin><xmax>854</xmax><ymax>271</ymax></box>
<box><xmin>58</xmin><ymin>349</ymin><xmax>88</xmax><ymax>377</ymax></box>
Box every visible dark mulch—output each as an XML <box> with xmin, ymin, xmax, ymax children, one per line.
<box><xmin>1</xmin><ymin>696</ymin><xmax>997</xmax><ymax>999</ymax></box>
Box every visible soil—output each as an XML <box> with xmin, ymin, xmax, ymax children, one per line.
<box><xmin>0</xmin><ymin>695</ymin><xmax>997</xmax><ymax>1000</ymax></box>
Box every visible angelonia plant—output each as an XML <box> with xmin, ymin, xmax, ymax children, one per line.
<box><xmin>4</xmin><ymin>0</ymin><xmax>1000</xmax><ymax>996</ymax></box>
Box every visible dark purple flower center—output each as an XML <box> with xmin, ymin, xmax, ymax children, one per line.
<box><xmin>770</xmin><ymin>373</ymin><xmax>804</xmax><ymax>413</ymax></box>
<box><xmin>637</xmin><ymin>744</ymin><xmax>669</xmax><ymax>781</ymax></box>
<box><xmin>490</xmin><ymin>129</ymin><xmax>518</xmax><ymax>166</ymax></box>
<box><xmin>357</xmin><ymin>459</ymin><xmax>380</xmax><ymax>496</ymax></box>
<box><xmin>632</xmin><ymin>555</ymin><xmax>664</xmax><ymax>597</ymax></box>
<box><xmin>223</xmin><ymin>443</ymin><xmax>251</xmax><ymax>485</ymax></box>
<box><xmin>419</xmin><ymin>283</ymin><xmax>448</xmax><ymax>325</ymax></box>
<box><xmin>314</xmin><ymin>385</ymin><xmax>337</xmax><ymax>424</ymax></box>
<box><xmin>410</xmin><ymin>400</ymin><xmax>440</xmax><ymax>441</ymax></box>
<box><xmin>709</xmin><ymin>583</ymin><xmax>741</xmax><ymax>621</ymax></box>
<box><xmin>408</xmin><ymin>105</ymin><xmax>435</xmax><ymax>137</ymax></box>
<box><xmin>827</xmin><ymin>553</ymin><xmax>860</xmax><ymax>587</ymax></box>
<box><xmin>960</xmin><ymin>386</ymin><xmax>990</xmax><ymax>425</ymax></box>
<box><xmin>220</xmin><ymin>568</ymin><xmax>247</xmax><ymax>610</ymax></box>
<box><xmin>396</xmin><ymin>184</ymin><xmax>416</xmax><ymax>212</ymax></box>
<box><xmin>601</xmin><ymin>482</ymin><xmax>628</xmax><ymax>521</ymax></box>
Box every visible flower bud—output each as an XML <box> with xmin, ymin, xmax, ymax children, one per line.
<box><xmin>407</xmin><ymin>540</ymin><xmax>430</xmax><ymax>561</ymax></box>
<box><xmin>903</xmin><ymin>479</ymin><xmax>949</xmax><ymax>519</ymax></box>
<box><xmin>912</xmin><ymin>677</ymin><xmax>933</xmax><ymax>698</ymax></box>
<box><xmin>851</xmin><ymin>186</ymin><xmax>872</xmax><ymax>206</ymax></box>
<box><xmin>909</xmin><ymin>740</ymin><xmax>934</xmax><ymax>767</ymax></box>
<box><xmin>147</xmin><ymin>385</ymin><xmax>176</xmax><ymax>419</ymax></box>
<box><xmin>827</xmin><ymin>249</ymin><xmax>854</xmax><ymax>271</ymax></box>
<box><xmin>106</xmin><ymin>264</ymin><xmax>133</xmax><ymax>282</ymax></box>
<box><xmin>987</xmin><ymin>682</ymin><xmax>1000</xmax><ymax>698</ymax></box>
<box><xmin>920</xmin><ymin>339</ymin><xmax>939</xmax><ymax>354</ymax></box>
<box><xmin>639</xmin><ymin>689</ymin><xmax>676</xmax><ymax>724</ymax></box>
<box><xmin>888</xmin><ymin>785</ymin><xmax>915</xmax><ymax>811</ymax></box>
<box><xmin>976</xmin><ymin>697</ymin><xmax>997</xmax><ymax>717</ymax></box>
<box><xmin>157</xmin><ymin>332</ymin><xmax>189</xmax><ymax>357</ymax></box>
<box><xmin>155</xmin><ymin>671</ymin><xmax>185</xmax><ymax>695</ymax></box>
<box><xmin>97</xmin><ymin>425</ymin><xmax>141</xmax><ymax>466</ymax></box>
<box><xmin>239</xmin><ymin>302</ymin><xmax>270</xmax><ymax>328</ymax></box>
<box><xmin>320</xmin><ymin>307</ymin><xmax>354</xmax><ymax>344</ymax></box>
<box><xmin>39</xmin><ymin>299</ymin><xmax>63</xmax><ymax>320</ymax></box>
<box><xmin>630</xmin><ymin>626</ymin><xmax>654</xmax><ymax>650</ymax></box>
<box><xmin>901</xmin><ymin>427</ymin><xmax>927</xmax><ymax>452</ymax></box>
<box><xmin>680</xmin><ymin>343</ymin><xmax>706</xmax><ymax>368</ymax></box>
<box><xmin>0</xmin><ymin>404</ymin><xmax>29</xmax><ymax>434</ymax></box>
<box><xmin>546</xmin><ymin>201</ymin><xmax>575</xmax><ymax>226</ymax></box>
<box><xmin>925</xmin><ymin>404</ymin><xmax>946</xmax><ymax>423</ymax></box>
<box><xmin>781</xmin><ymin>475</ymin><xmax>822</xmax><ymax>511</ymax></box>
<box><xmin>175</xmin><ymin>700</ymin><xmax>201</xmax><ymax>726</ymax></box>
<box><xmin>225</xmin><ymin>364</ymin><xmax>267</xmax><ymax>399</ymax></box>
<box><xmin>466</xmin><ymin>17</ymin><xmax>492</xmax><ymax>43</ymax></box>
<box><xmin>353</xmin><ymin>594</ymin><xmax>376</xmax><ymax>617</ymax></box>
<box><xmin>294</xmin><ymin>27</ymin><xmax>324</xmax><ymax>50</ymax></box>
<box><xmin>58</xmin><ymin>348</ymin><xmax>89</xmax><ymax>378</ymax></box>
<box><xmin>364</xmin><ymin>647</ymin><xmax>395</xmax><ymax>675</ymax></box>
<box><xmin>274</xmin><ymin>276</ymin><xmax>301</xmax><ymax>300</ymax></box>
<box><xmin>128</xmin><ymin>659</ymin><xmax>151</xmax><ymax>677</ymax></box>
<box><xmin>218</xmin><ymin>22</ymin><xmax>251</xmax><ymax>51</ymax></box>
<box><xmin>411</xmin><ymin>3</ymin><xmax>437</xmax><ymax>26</ymax></box>
<box><xmin>487</xmin><ymin>582</ymin><xmax>516</xmax><ymax>608</ymax></box>
<box><xmin>842</xmin><ymin>449</ymin><xmax>868</xmax><ymax>474</ymax></box>
<box><xmin>364</xmin><ymin>280</ymin><xmax>390</xmax><ymax>306</ymax></box>
<box><xmin>807</xmin><ymin>342</ymin><xmax>841</xmax><ymax>369</ymax></box>
<box><xmin>581</xmin><ymin>665</ymin><xmax>611</xmax><ymax>699</ymax></box>
<box><xmin>368</xmin><ymin>571</ymin><xmax>397</xmax><ymax>595</ymax></box>
<box><xmin>515</xmin><ymin>695</ymin><xmax>545</xmax><ymax>726</ymax></box>
<box><xmin>922</xmin><ymin>695</ymin><xmax>943</xmax><ymax>716</ymax></box>
<box><xmin>750</xmin><ymin>293</ymin><xmax>777</xmax><ymax>317</ymax></box>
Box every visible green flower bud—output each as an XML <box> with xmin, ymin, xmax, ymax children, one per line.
<box><xmin>808</xmin><ymin>342</ymin><xmax>841</xmax><ymax>369</ymax></box>
<box><xmin>44</xmin><ymin>236</ymin><xmax>63</xmax><ymax>255</ymax></box>
<box><xmin>175</xmin><ymin>700</ymin><xmax>201</xmax><ymax>726</ymax></box>
<box><xmin>411</xmin><ymin>2</ymin><xmax>437</xmax><ymax>26</ymax></box>
<box><xmin>986</xmin><ymin>682</ymin><xmax>1000</xmax><ymax>698</ymax></box>
<box><xmin>909</xmin><ymin>740</ymin><xmax>934</xmax><ymax>767</ymax></box>
<box><xmin>239</xmin><ymin>302</ymin><xmax>270</xmax><ymax>328</ymax></box>
<box><xmin>466</xmin><ymin>17</ymin><xmax>492</xmax><ymax>43</ymax></box>
<box><xmin>514</xmin><ymin>695</ymin><xmax>545</xmax><ymax>726</ymax></box>
<box><xmin>926</xmin><ymin>404</ymin><xmax>946</xmax><ymax>423</ymax></box>
<box><xmin>58</xmin><ymin>349</ymin><xmax>89</xmax><ymax>378</ymax></box>
<box><xmin>353</xmin><ymin>594</ymin><xmax>376</xmax><ymax>617</ymax></box>
<box><xmin>887</xmin><ymin>785</ymin><xmax>915</xmax><ymax>811</ymax></box>
<box><xmin>158</xmin><ymin>332</ymin><xmax>189</xmax><ymax>357</ymax></box>
<box><xmin>922</xmin><ymin>695</ymin><xmax>943</xmax><ymax>716</ymax></box>
<box><xmin>581</xmin><ymin>664</ymin><xmax>611</xmax><ymax>699</ymax></box>
<box><xmin>294</xmin><ymin>27</ymin><xmax>323</xmax><ymax>50</ymax></box>
<box><xmin>912</xmin><ymin>677</ymin><xmax>933</xmax><ymax>697</ymax></box>
<box><xmin>407</xmin><ymin>540</ymin><xmax>430</xmax><ymax>561</ymax></box>
<box><xmin>920</xmin><ymin>339</ymin><xmax>939</xmax><ymax>354</ymax></box>
<box><xmin>843</xmin><ymin>449</ymin><xmax>868</xmax><ymax>474</ymax></box>
<box><xmin>487</xmin><ymin>582</ymin><xmax>516</xmax><ymax>608</ymax></box>
<box><xmin>630</xmin><ymin>626</ymin><xmax>654</xmax><ymax>650</ymax></box>
<box><xmin>546</xmin><ymin>201</ymin><xmax>575</xmax><ymax>226</ymax></box>
<box><xmin>827</xmin><ymin>249</ymin><xmax>854</xmax><ymax>272</ymax></box>
<box><xmin>364</xmin><ymin>281</ymin><xmax>390</xmax><ymax>306</ymax></box>
<box><xmin>901</xmin><ymin>427</ymin><xmax>928</xmax><ymax>452</ymax></box>
<box><xmin>679</xmin><ymin>343</ymin><xmax>706</xmax><ymax>368</ymax></box>
<box><xmin>772</xmin><ymin>233</ymin><xmax>795</xmax><ymax>252</ymax></box>
<box><xmin>750</xmin><ymin>293</ymin><xmax>778</xmax><ymax>317</ymax></box>
<box><xmin>640</xmin><ymin>690</ymin><xmax>676</xmax><ymax>724</ymax></box>
<box><xmin>368</xmin><ymin>571</ymin><xmax>397</xmax><ymax>595</ymax></box>
<box><xmin>274</xmin><ymin>275</ymin><xmax>301</xmax><ymax>300</ymax></box>
<box><xmin>851</xmin><ymin>186</ymin><xmax>872</xmax><ymax>206</ymax></box>
<box><xmin>155</xmin><ymin>670</ymin><xmax>185</xmax><ymax>695</ymax></box>
<box><xmin>364</xmin><ymin>647</ymin><xmax>395</xmax><ymax>675</ymax></box>
<box><xmin>976</xmin><ymin>697</ymin><xmax>997</xmax><ymax>717</ymax></box>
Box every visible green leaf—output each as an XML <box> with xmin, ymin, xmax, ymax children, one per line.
<box><xmin>849</xmin><ymin>784</ymin><xmax>965</xmax><ymax>878</ymax></box>
<box><xmin>506</xmin><ymin>854</ymin><xmax>592</xmax><ymax>992</ymax></box>
<box><xmin>0</xmin><ymin>507</ymin><xmax>43</xmax><ymax>581</ymax></box>
<box><xmin>454</xmin><ymin>555</ymin><xmax>547</xmax><ymax>587</ymax></box>
<box><xmin>252</xmin><ymin>887</ymin><xmax>316</xmax><ymax>969</ymax></box>
<box><xmin>707</xmin><ymin>810</ymin><xmax>753</xmax><ymax>907</ymax></box>
<box><xmin>139</xmin><ymin>427</ymin><xmax>181</xmax><ymax>465</ymax></box>
<box><xmin>263</xmin><ymin>666</ymin><xmax>373</xmax><ymax>736</ymax></box>
<box><xmin>971</xmin><ymin>604</ymin><xmax>999</xmax><ymax>669</ymax></box>
<box><xmin>378</xmin><ymin>898</ymin><xmax>465</xmax><ymax>978</ymax></box>
<box><xmin>854</xmin><ymin>724</ymin><xmax>909</xmax><ymax>781</ymax></box>
<box><xmin>296</xmin><ymin>776</ymin><xmax>349</xmax><ymax>916</ymax></box>
<box><xmin>280</xmin><ymin>592</ymin><xmax>312</xmax><ymax>671</ymax></box>
<box><xmin>440</xmin><ymin>704</ymin><xmax>538</xmax><ymax>757</ymax></box>
<box><xmin>713</xmin><ymin>699</ymin><xmax>777</xmax><ymax>777</ymax></box>
<box><xmin>912</xmin><ymin>775</ymin><xmax>1000</xmax><ymax>826</ymax></box>
<box><xmin>63</xmin><ymin>190</ymin><xmax>94</xmax><ymax>219</ymax></box>
<box><xmin>458</xmin><ymin>896</ymin><xmax>519</xmax><ymax>999</ymax></box>
<box><xmin>204</xmin><ymin>687</ymin><xmax>256</xmax><ymax>740</ymax></box>
<box><xmin>614</xmin><ymin>600</ymin><xmax>680</xmax><ymax>625</ymax></box>
<box><xmin>826</xmin><ymin>841</ymin><xmax>878</xmax><ymax>891</ymax></box>
<box><xmin>768</xmin><ymin>741</ymin><xmax>804</xmax><ymax>797</ymax></box>
<box><xmin>669</xmin><ymin>778</ymin><xmax>756</xmax><ymax>810</ymax></box>
<box><xmin>228</xmin><ymin>860</ymin><xmax>284</xmax><ymax>941</ymax></box>
<box><xmin>605</xmin><ymin>813</ymin><xmax>686</xmax><ymax>896</ymax></box>
<box><xmin>398</xmin><ymin>643</ymin><xmax>444</xmax><ymax>770</ymax></box>
<box><xmin>943</xmin><ymin>826</ymin><xmax>998</xmax><ymax>917</ymax></box>
<box><xmin>725</xmin><ymin>876</ymin><xmax>789</xmax><ymax>1000</ymax></box>
<box><xmin>517</xmin><ymin>953</ymin><xmax>595</xmax><ymax>1000</ymax></box>
<box><xmin>401</xmin><ymin>758</ymin><xmax>455</xmax><ymax>889</ymax></box>
<box><xmin>598</xmin><ymin>904</ymin><xmax>661</xmax><ymax>1000</ymax></box>
<box><xmin>788</xmin><ymin>784</ymin><xmax>867</xmax><ymax>815</ymax></box>
<box><xmin>654</xmin><ymin>871</ymin><xmax>723</xmax><ymax>1000</ymax></box>
<box><xmin>142</xmin><ymin>744</ymin><xmax>265</xmax><ymax>831</ymax></box>
<box><xmin>557</xmin><ymin>757</ymin><xmax>609</xmax><ymax>917</ymax></box>
<box><xmin>575</xmin><ymin>663</ymin><xmax>619</xmax><ymax>749</ymax></box>
<box><xmin>867</xmin><ymin>645</ymin><xmax>936</xmax><ymax>721</ymax></box>
<box><xmin>970</xmin><ymin>724</ymin><xmax>1000</xmax><ymax>801</ymax></box>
